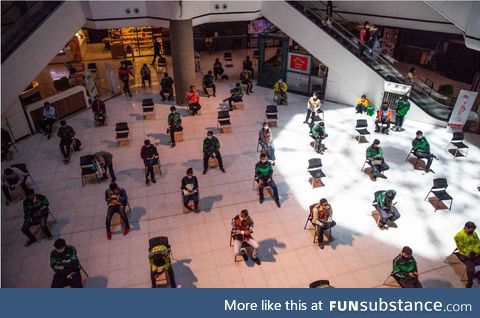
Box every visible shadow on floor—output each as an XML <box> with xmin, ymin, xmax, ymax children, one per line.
<box><xmin>258</xmin><ymin>238</ymin><xmax>286</xmax><ymax>263</ymax></box>
<box><xmin>421</xmin><ymin>279</ymin><xmax>454</xmax><ymax>288</ymax></box>
<box><xmin>146</xmin><ymin>132</ymin><xmax>171</xmax><ymax>145</ymax></box>
<box><xmin>172</xmin><ymin>259</ymin><xmax>197</xmax><ymax>288</ymax></box>
<box><xmin>129</xmin><ymin>113</ymin><xmax>144</xmax><ymax>121</ymax></box>
<box><xmin>200</xmin><ymin>194</ymin><xmax>223</xmax><ymax>212</ymax></box>
<box><xmin>84</xmin><ymin>275</ymin><xmax>108</xmax><ymax>288</ymax></box>
<box><xmin>129</xmin><ymin>206</ymin><xmax>147</xmax><ymax>231</ymax></box>
<box><xmin>100</xmin><ymin>140</ymin><xmax>118</xmax><ymax>149</ymax></box>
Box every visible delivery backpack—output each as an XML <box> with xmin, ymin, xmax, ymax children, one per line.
<box><xmin>72</xmin><ymin>138</ymin><xmax>82</xmax><ymax>151</ymax></box>
<box><xmin>149</xmin><ymin>245</ymin><xmax>172</xmax><ymax>269</ymax></box>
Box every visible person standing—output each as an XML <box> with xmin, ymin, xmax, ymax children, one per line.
<box><xmin>118</xmin><ymin>61</ymin><xmax>134</xmax><ymax>97</ymax></box>
<box><xmin>140</xmin><ymin>140</ymin><xmax>159</xmax><ymax>185</ymax></box>
<box><xmin>259</xmin><ymin>122</ymin><xmax>276</xmax><ymax>164</ymax></box>
<box><xmin>358</xmin><ymin>21</ymin><xmax>370</xmax><ymax>58</ymax></box>
<box><xmin>41</xmin><ymin>102</ymin><xmax>56</xmax><ymax>139</ymax></box>
<box><xmin>304</xmin><ymin>92</ymin><xmax>321</xmax><ymax>125</ymax></box>
<box><xmin>50</xmin><ymin>239</ymin><xmax>83</xmax><ymax>288</ymax></box>
<box><xmin>57</xmin><ymin>120</ymin><xmax>75</xmax><ymax>163</ymax></box>
<box><xmin>94</xmin><ymin>150</ymin><xmax>116</xmax><ymax>182</ymax></box>
<box><xmin>22</xmin><ymin>188</ymin><xmax>53</xmax><ymax>246</ymax></box>
<box><xmin>393</xmin><ymin>95</ymin><xmax>410</xmax><ymax>132</ymax></box>
<box><xmin>92</xmin><ymin>95</ymin><xmax>107</xmax><ymax>126</ymax></box>
<box><xmin>392</xmin><ymin>246</ymin><xmax>422</xmax><ymax>288</ymax></box>
<box><xmin>231</xmin><ymin>209</ymin><xmax>261</xmax><ymax>265</ymax></box>
<box><xmin>160</xmin><ymin>73</ymin><xmax>174</xmax><ymax>101</ymax></box>
<box><xmin>167</xmin><ymin>106</ymin><xmax>182</xmax><ymax>148</ymax></box>
<box><xmin>105</xmin><ymin>182</ymin><xmax>130</xmax><ymax>240</ymax></box>
<box><xmin>242</xmin><ymin>56</ymin><xmax>254</xmax><ymax>79</ymax></box>
<box><xmin>203</xmin><ymin>131</ymin><xmax>225</xmax><ymax>174</ymax></box>
<box><xmin>151</xmin><ymin>39</ymin><xmax>162</xmax><ymax>66</ymax></box>
<box><xmin>454</xmin><ymin>221</ymin><xmax>480</xmax><ymax>288</ymax></box>
<box><xmin>140</xmin><ymin>64</ymin><xmax>151</xmax><ymax>88</ymax></box>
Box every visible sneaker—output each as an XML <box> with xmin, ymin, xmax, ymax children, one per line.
<box><xmin>146</xmin><ymin>179</ymin><xmax>150</xmax><ymax>185</ymax></box>
<box><xmin>252</xmin><ymin>257</ymin><xmax>261</xmax><ymax>265</ymax></box>
<box><xmin>107</xmin><ymin>232</ymin><xmax>112</xmax><ymax>240</ymax></box>
<box><xmin>220</xmin><ymin>168</ymin><xmax>225</xmax><ymax>173</ymax></box>
<box><xmin>111</xmin><ymin>178</ymin><xmax>116</xmax><ymax>182</ymax></box>
<box><xmin>213</xmin><ymin>94</ymin><xmax>216</xmax><ymax>97</ymax></box>
<box><xmin>319</xmin><ymin>242</ymin><xmax>325</xmax><ymax>249</ymax></box>
<box><xmin>203</xmin><ymin>170</ymin><xmax>207</xmax><ymax>175</ymax></box>
<box><xmin>24</xmin><ymin>238</ymin><xmax>37</xmax><ymax>247</ymax></box>
<box><xmin>259</xmin><ymin>198</ymin><xmax>264</xmax><ymax>204</ymax></box>
<box><xmin>379</xmin><ymin>174</ymin><xmax>388</xmax><ymax>179</ymax></box>
<box><xmin>272</xmin><ymin>161</ymin><xmax>275</xmax><ymax>166</ymax></box>
<box><xmin>240</xmin><ymin>248</ymin><xmax>248</xmax><ymax>262</ymax></box>
<box><xmin>303</xmin><ymin>120</ymin><xmax>308</xmax><ymax>124</ymax></box>
<box><xmin>275</xmin><ymin>200</ymin><xmax>281</xmax><ymax>208</ymax></box>
<box><xmin>123</xmin><ymin>227</ymin><xmax>130</xmax><ymax>236</ymax></box>
<box><xmin>152</xmin><ymin>178</ymin><xmax>156</xmax><ymax>183</ymax></box>
<box><xmin>170</xmin><ymin>143</ymin><xmax>176</xmax><ymax>148</ymax></box>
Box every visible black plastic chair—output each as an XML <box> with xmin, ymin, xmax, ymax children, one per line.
<box><xmin>404</xmin><ymin>148</ymin><xmax>420</xmax><ymax>170</ymax></box>
<box><xmin>307</xmin><ymin>158</ymin><xmax>325</xmax><ymax>188</ymax></box>
<box><xmin>265</xmin><ymin>105</ymin><xmax>278</xmax><ymax>127</ymax></box>
<box><xmin>80</xmin><ymin>155</ymin><xmax>100</xmax><ymax>187</ymax></box>
<box><xmin>142</xmin><ymin>99</ymin><xmax>155</xmax><ymax>119</ymax></box>
<box><xmin>424</xmin><ymin>178</ymin><xmax>453</xmax><ymax>212</ymax></box>
<box><xmin>217</xmin><ymin>110</ymin><xmax>231</xmax><ymax>133</ymax></box>
<box><xmin>115</xmin><ymin>122</ymin><xmax>130</xmax><ymax>146</ymax></box>
<box><xmin>355</xmin><ymin>119</ymin><xmax>370</xmax><ymax>143</ymax></box>
<box><xmin>229</xmin><ymin>229</ymin><xmax>250</xmax><ymax>262</ymax></box>
<box><xmin>309</xmin><ymin>280</ymin><xmax>333</xmax><ymax>288</ymax></box>
<box><xmin>447</xmin><ymin>132</ymin><xmax>469</xmax><ymax>157</ymax></box>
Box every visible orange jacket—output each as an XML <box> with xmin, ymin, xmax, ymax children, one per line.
<box><xmin>376</xmin><ymin>109</ymin><xmax>392</xmax><ymax>122</ymax></box>
<box><xmin>186</xmin><ymin>91</ymin><xmax>200</xmax><ymax>104</ymax></box>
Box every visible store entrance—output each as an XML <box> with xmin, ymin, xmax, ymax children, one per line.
<box><xmin>107</xmin><ymin>26</ymin><xmax>166</xmax><ymax>59</ymax></box>
<box><xmin>257</xmin><ymin>33</ymin><xmax>289</xmax><ymax>88</ymax></box>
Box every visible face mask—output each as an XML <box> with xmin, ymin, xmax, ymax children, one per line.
<box><xmin>187</xmin><ymin>174</ymin><xmax>193</xmax><ymax>178</ymax></box>
<box><xmin>261</xmin><ymin>159</ymin><xmax>267</xmax><ymax>163</ymax></box>
<box><xmin>56</xmin><ymin>248</ymin><xmax>65</xmax><ymax>253</ymax></box>
<box><xmin>208</xmin><ymin>136</ymin><xmax>213</xmax><ymax>139</ymax></box>
<box><xmin>263</xmin><ymin>126</ymin><xmax>268</xmax><ymax>129</ymax></box>
<box><xmin>416</xmin><ymin>136</ymin><xmax>422</xmax><ymax>139</ymax></box>
<box><xmin>171</xmin><ymin>111</ymin><xmax>175</xmax><ymax>114</ymax></box>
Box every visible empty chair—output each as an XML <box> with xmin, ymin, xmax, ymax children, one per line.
<box><xmin>87</xmin><ymin>63</ymin><xmax>98</xmax><ymax>78</ymax></box>
<box><xmin>309</xmin><ymin>280</ymin><xmax>333</xmax><ymax>288</ymax></box>
<box><xmin>355</xmin><ymin>119</ymin><xmax>370</xmax><ymax>143</ymax></box>
<box><xmin>265</xmin><ymin>105</ymin><xmax>278</xmax><ymax>127</ymax></box>
<box><xmin>307</xmin><ymin>158</ymin><xmax>325</xmax><ymax>188</ymax></box>
<box><xmin>223</xmin><ymin>52</ymin><xmax>233</xmax><ymax>67</ymax></box>
<box><xmin>217</xmin><ymin>110</ymin><xmax>232</xmax><ymax>133</ymax></box>
<box><xmin>80</xmin><ymin>155</ymin><xmax>100</xmax><ymax>187</ymax></box>
<box><xmin>424</xmin><ymin>178</ymin><xmax>453</xmax><ymax>212</ymax></box>
<box><xmin>115</xmin><ymin>122</ymin><xmax>130</xmax><ymax>146</ymax></box>
<box><xmin>447</xmin><ymin>132</ymin><xmax>469</xmax><ymax>157</ymax></box>
<box><xmin>142</xmin><ymin>99</ymin><xmax>155</xmax><ymax>120</ymax></box>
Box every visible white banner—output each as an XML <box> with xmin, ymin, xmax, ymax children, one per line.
<box><xmin>447</xmin><ymin>90</ymin><xmax>478</xmax><ymax>129</ymax></box>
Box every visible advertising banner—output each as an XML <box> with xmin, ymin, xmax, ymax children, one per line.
<box><xmin>287</xmin><ymin>52</ymin><xmax>311</xmax><ymax>74</ymax></box>
<box><xmin>448</xmin><ymin>89</ymin><xmax>477</xmax><ymax>129</ymax></box>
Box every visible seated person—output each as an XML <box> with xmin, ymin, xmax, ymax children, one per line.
<box><xmin>140</xmin><ymin>140</ymin><xmax>159</xmax><ymax>185</ymax></box>
<box><xmin>92</xmin><ymin>95</ymin><xmax>106</xmax><ymax>126</ymax></box>
<box><xmin>454</xmin><ymin>221</ymin><xmax>480</xmax><ymax>288</ymax></box>
<box><xmin>202</xmin><ymin>71</ymin><xmax>216</xmax><ymax>97</ymax></box>
<box><xmin>105</xmin><ymin>182</ymin><xmax>130</xmax><ymax>240</ymax></box>
<box><xmin>167</xmin><ymin>106</ymin><xmax>183</xmax><ymax>147</ymax></box>
<box><xmin>255</xmin><ymin>153</ymin><xmax>280</xmax><ymax>208</ymax></box>
<box><xmin>259</xmin><ymin>122</ymin><xmax>275</xmax><ymax>165</ymax></box>
<box><xmin>373</xmin><ymin>190</ymin><xmax>400</xmax><ymax>229</ymax></box>
<box><xmin>375</xmin><ymin>102</ymin><xmax>392</xmax><ymax>134</ymax></box>
<box><xmin>1</xmin><ymin>128</ymin><xmax>13</xmax><ymax>161</ymax></box>
<box><xmin>213</xmin><ymin>58</ymin><xmax>224</xmax><ymax>80</ymax></box>
<box><xmin>231</xmin><ymin>209</ymin><xmax>261</xmax><ymax>265</ymax></box>
<box><xmin>149</xmin><ymin>243</ymin><xmax>176</xmax><ymax>288</ymax></box>
<box><xmin>140</xmin><ymin>64</ymin><xmax>151</xmax><ymax>88</ymax></box>
<box><xmin>22</xmin><ymin>188</ymin><xmax>53</xmax><ymax>246</ymax></box>
<box><xmin>392</xmin><ymin>246</ymin><xmax>422</xmax><ymax>288</ymax></box>
<box><xmin>181</xmin><ymin>168</ymin><xmax>199</xmax><ymax>211</ymax></box>
<box><xmin>412</xmin><ymin>130</ymin><xmax>437</xmax><ymax>173</ymax></box>
<box><xmin>160</xmin><ymin>72</ymin><xmax>174</xmax><ymax>101</ymax></box>
<box><xmin>310</xmin><ymin>121</ymin><xmax>328</xmax><ymax>154</ymax></box>
<box><xmin>355</xmin><ymin>94</ymin><xmax>369</xmax><ymax>114</ymax></box>
<box><xmin>203</xmin><ymin>131</ymin><xmax>225</xmax><ymax>174</ymax></box>
<box><xmin>311</xmin><ymin>198</ymin><xmax>336</xmax><ymax>249</ymax></box>
<box><xmin>40</xmin><ymin>102</ymin><xmax>56</xmax><ymax>139</ymax></box>
<box><xmin>240</xmin><ymin>69</ymin><xmax>253</xmax><ymax>94</ymax></box>
<box><xmin>273</xmin><ymin>79</ymin><xmax>288</xmax><ymax>105</ymax></box>
<box><xmin>366</xmin><ymin>139</ymin><xmax>389</xmax><ymax>180</ymax></box>
<box><xmin>186</xmin><ymin>85</ymin><xmax>201</xmax><ymax>115</ymax></box>
<box><xmin>2</xmin><ymin>166</ymin><xmax>29</xmax><ymax>206</ymax></box>
<box><xmin>50</xmin><ymin>239</ymin><xmax>83</xmax><ymax>288</ymax></box>
<box><xmin>223</xmin><ymin>83</ymin><xmax>244</xmax><ymax>111</ymax></box>
<box><xmin>242</xmin><ymin>56</ymin><xmax>254</xmax><ymax>79</ymax></box>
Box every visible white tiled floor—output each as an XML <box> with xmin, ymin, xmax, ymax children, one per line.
<box><xmin>2</xmin><ymin>50</ymin><xmax>480</xmax><ymax>288</ymax></box>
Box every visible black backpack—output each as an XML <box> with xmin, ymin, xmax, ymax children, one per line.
<box><xmin>73</xmin><ymin>138</ymin><xmax>82</xmax><ymax>151</ymax></box>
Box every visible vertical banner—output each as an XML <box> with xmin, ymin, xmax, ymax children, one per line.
<box><xmin>448</xmin><ymin>90</ymin><xmax>477</xmax><ymax>129</ymax></box>
<box><xmin>287</xmin><ymin>52</ymin><xmax>311</xmax><ymax>74</ymax></box>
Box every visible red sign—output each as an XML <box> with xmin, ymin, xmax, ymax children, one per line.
<box><xmin>289</xmin><ymin>54</ymin><xmax>308</xmax><ymax>71</ymax></box>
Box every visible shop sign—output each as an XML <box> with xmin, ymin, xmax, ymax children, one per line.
<box><xmin>287</xmin><ymin>53</ymin><xmax>311</xmax><ymax>74</ymax></box>
<box><xmin>448</xmin><ymin>90</ymin><xmax>477</xmax><ymax>129</ymax></box>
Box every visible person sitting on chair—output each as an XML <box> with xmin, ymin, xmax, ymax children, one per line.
<box><xmin>231</xmin><ymin>209</ymin><xmax>261</xmax><ymax>265</ymax></box>
<box><xmin>40</xmin><ymin>102</ymin><xmax>56</xmax><ymax>139</ymax></box>
<box><xmin>140</xmin><ymin>64</ymin><xmax>152</xmax><ymax>88</ymax></box>
<box><xmin>105</xmin><ymin>182</ymin><xmax>130</xmax><ymax>240</ymax></box>
<box><xmin>1</xmin><ymin>128</ymin><xmax>13</xmax><ymax>161</ymax></box>
<box><xmin>355</xmin><ymin>94</ymin><xmax>369</xmax><ymax>114</ymax></box>
<box><xmin>50</xmin><ymin>239</ymin><xmax>83</xmax><ymax>288</ymax></box>
<box><xmin>366</xmin><ymin>139</ymin><xmax>389</xmax><ymax>180</ymax></box>
<box><xmin>240</xmin><ymin>69</ymin><xmax>253</xmax><ymax>94</ymax></box>
<box><xmin>259</xmin><ymin>122</ymin><xmax>276</xmax><ymax>165</ymax></box>
<box><xmin>186</xmin><ymin>85</ymin><xmax>201</xmax><ymax>115</ymax></box>
<box><xmin>375</xmin><ymin>102</ymin><xmax>392</xmax><ymax>134</ymax></box>
<box><xmin>181</xmin><ymin>168</ymin><xmax>199</xmax><ymax>212</ymax></box>
<box><xmin>92</xmin><ymin>95</ymin><xmax>106</xmax><ymax>126</ymax></box>
<box><xmin>57</xmin><ymin>120</ymin><xmax>75</xmax><ymax>163</ymax></box>
<box><xmin>412</xmin><ymin>130</ymin><xmax>437</xmax><ymax>173</ymax></box>
<box><xmin>203</xmin><ymin>131</ymin><xmax>225</xmax><ymax>174</ymax></box>
<box><xmin>160</xmin><ymin>72</ymin><xmax>174</xmax><ymax>101</ymax></box>
<box><xmin>167</xmin><ymin>106</ymin><xmax>182</xmax><ymax>148</ymax></box>
<box><xmin>22</xmin><ymin>188</ymin><xmax>53</xmax><ymax>246</ymax></box>
<box><xmin>140</xmin><ymin>140</ymin><xmax>159</xmax><ymax>185</ymax></box>
<box><xmin>374</xmin><ymin>190</ymin><xmax>400</xmax><ymax>229</ymax></box>
<box><xmin>202</xmin><ymin>71</ymin><xmax>216</xmax><ymax>97</ymax></box>
<box><xmin>255</xmin><ymin>153</ymin><xmax>281</xmax><ymax>207</ymax></box>
<box><xmin>273</xmin><ymin>79</ymin><xmax>288</xmax><ymax>105</ymax></box>
<box><xmin>304</xmin><ymin>92</ymin><xmax>322</xmax><ymax>124</ymax></box>
<box><xmin>242</xmin><ymin>56</ymin><xmax>254</xmax><ymax>79</ymax></box>
<box><xmin>213</xmin><ymin>58</ymin><xmax>224</xmax><ymax>80</ymax></box>
<box><xmin>94</xmin><ymin>150</ymin><xmax>116</xmax><ymax>182</ymax></box>
<box><xmin>310</xmin><ymin>121</ymin><xmax>328</xmax><ymax>154</ymax></box>
<box><xmin>454</xmin><ymin>221</ymin><xmax>480</xmax><ymax>288</ymax></box>
<box><xmin>2</xmin><ymin>167</ymin><xmax>29</xmax><ymax>206</ymax></box>
<box><xmin>149</xmin><ymin>242</ymin><xmax>176</xmax><ymax>288</ymax></box>
<box><xmin>392</xmin><ymin>246</ymin><xmax>422</xmax><ymax>288</ymax></box>
<box><xmin>223</xmin><ymin>83</ymin><xmax>244</xmax><ymax>111</ymax></box>
<box><xmin>311</xmin><ymin>198</ymin><xmax>336</xmax><ymax>249</ymax></box>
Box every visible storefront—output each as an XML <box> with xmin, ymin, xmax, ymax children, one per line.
<box><xmin>107</xmin><ymin>26</ymin><xmax>167</xmax><ymax>59</ymax></box>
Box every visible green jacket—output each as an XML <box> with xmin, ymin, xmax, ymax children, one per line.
<box><xmin>202</xmin><ymin>74</ymin><xmax>214</xmax><ymax>85</ymax></box>
<box><xmin>412</xmin><ymin>137</ymin><xmax>430</xmax><ymax>152</ymax></box>
<box><xmin>395</xmin><ymin>99</ymin><xmax>410</xmax><ymax>116</ymax></box>
<box><xmin>23</xmin><ymin>194</ymin><xmax>49</xmax><ymax>220</ymax></box>
<box><xmin>366</xmin><ymin>145</ymin><xmax>384</xmax><ymax>159</ymax></box>
<box><xmin>375</xmin><ymin>190</ymin><xmax>396</xmax><ymax>209</ymax></box>
<box><xmin>392</xmin><ymin>255</ymin><xmax>418</xmax><ymax>278</ymax></box>
<box><xmin>454</xmin><ymin>229</ymin><xmax>480</xmax><ymax>256</ymax></box>
<box><xmin>230</xmin><ymin>86</ymin><xmax>243</xmax><ymax>98</ymax></box>
<box><xmin>168</xmin><ymin>112</ymin><xmax>182</xmax><ymax>126</ymax></box>
<box><xmin>50</xmin><ymin>246</ymin><xmax>80</xmax><ymax>276</ymax></box>
<box><xmin>203</xmin><ymin>136</ymin><xmax>220</xmax><ymax>154</ymax></box>
<box><xmin>255</xmin><ymin>161</ymin><xmax>273</xmax><ymax>181</ymax></box>
<box><xmin>311</xmin><ymin>124</ymin><xmax>325</xmax><ymax>138</ymax></box>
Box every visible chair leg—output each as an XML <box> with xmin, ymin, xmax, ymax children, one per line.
<box><xmin>424</xmin><ymin>190</ymin><xmax>431</xmax><ymax>201</ymax></box>
<box><xmin>449</xmin><ymin>199</ymin><xmax>453</xmax><ymax>211</ymax></box>
<box><xmin>81</xmin><ymin>176</ymin><xmax>85</xmax><ymax>187</ymax></box>
<box><xmin>405</xmin><ymin>152</ymin><xmax>411</xmax><ymax>161</ymax></box>
<box><xmin>361</xmin><ymin>161</ymin><xmax>366</xmax><ymax>172</ymax></box>
<box><xmin>49</xmin><ymin>211</ymin><xmax>57</xmax><ymax>223</ymax></box>
<box><xmin>304</xmin><ymin>219</ymin><xmax>309</xmax><ymax>230</ymax></box>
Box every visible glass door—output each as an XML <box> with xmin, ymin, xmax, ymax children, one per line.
<box><xmin>257</xmin><ymin>33</ymin><xmax>289</xmax><ymax>88</ymax></box>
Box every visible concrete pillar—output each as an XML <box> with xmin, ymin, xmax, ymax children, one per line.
<box><xmin>170</xmin><ymin>19</ymin><xmax>195</xmax><ymax>106</ymax></box>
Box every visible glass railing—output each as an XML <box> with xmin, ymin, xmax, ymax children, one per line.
<box><xmin>1</xmin><ymin>1</ymin><xmax>63</xmax><ymax>63</ymax></box>
<box><xmin>288</xmin><ymin>1</ymin><xmax>457</xmax><ymax>122</ymax></box>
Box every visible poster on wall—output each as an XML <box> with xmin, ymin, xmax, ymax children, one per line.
<box><xmin>447</xmin><ymin>89</ymin><xmax>478</xmax><ymax>129</ymax></box>
<box><xmin>287</xmin><ymin>52</ymin><xmax>311</xmax><ymax>74</ymax></box>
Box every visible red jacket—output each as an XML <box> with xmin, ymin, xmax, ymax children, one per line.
<box><xmin>118</xmin><ymin>67</ymin><xmax>133</xmax><ymax>81</ymax></box>
<box><xmin>187</xmin><ymin>91</ymin><xmax>200</xmax><ymax>104</ymax></box>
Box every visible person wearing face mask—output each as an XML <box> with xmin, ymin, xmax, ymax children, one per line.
<box><xmin>393</xmin><ymin>95</ymin><xmax>410</xmax><ymax>132</ymax></box>
<box><xmin>50</xmin><ymin>239</ymin><xmax>83</xmax><ymax>288</ymax></box>
<box><xmin>202</xmin><ymin>70</ymin><xmax>216</xmax><ymax>97</ymax></box>
<box><xmin>375</xmin><ymin>102</ymin><xmax>392</xmax><ymax>134</ymax></box>
<box><xmin>231</xmin><ymin>209</ymin><xmax>261</xmax><ymax>265</ymax></box>
<box><xmin>304</xmin><ymin>93</ymin><xmax>322</xmax><ymax>125</ymax></box>
<box><xmin>167</xmin><ymin>106</ymin><xmax>182</xmax><ymax>147</ymax></box>
<box><xmin>140</xmin><ymin>140</ymin><xmax>159</xmax><ymax>184</ymax></box>
<box><xmin>373</xmin><ymin>190</ymin><xmax>400</xmax><ymax>229</ymax></box>
<box><xmin>186</xmin><ymin>85</ymin><xmax>201</xmax><ymax>115</ymax></box>
<box><xmin>181</xmin><ymin>168</ymin><xmax>199</xmax><ymax>211</ymax></box>
<box><xmin>259</xmin><ymin>122</ymin><xmax>276</xmax><ymax>165</ymax></box>
<box><xmin>310</xmin><ymin>121</ymin><xmax>328</xmax><ymax>154</ymax></box>
<box><xmin>202</xmin><ymin>131</ymin><xmax>225</xmax><ymax>174</ymax></box>
<box><xmin>366</xmin><ymin>139</ymin><xmax>389</xmax><ymax>180</ymax></box>
<box><xmin>411</xmin><ymin>130</ymin><xmax>437</xmax><ymax>173</ymax></box>
<box><xmin>454</xmin><ymin>221</ymin><xmax>480</xmax><ymax>288</ymax></box>
<box><xmin>392</xmin><ymin>246</ymin><xmax>422</xmax><ymax>288</ymax></box>
<box><xmin>273</xmin><ymin>79</ymin><xmax>288</xmax><ymax>105</ymax></box>
<box><xmin>22</xmin><ymin>188</ymin><xmax>53</xmax><ymax>246</ymax></box>
<box><xmin>255</xmin><ymin>153</ymin><xmax>281</xmax><ymax>207</ymax></box>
